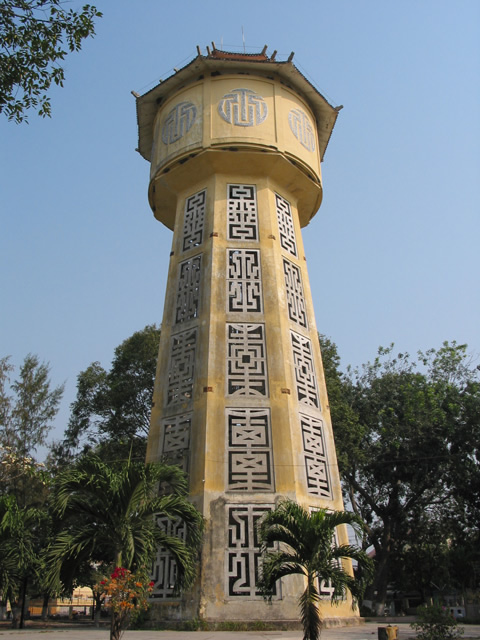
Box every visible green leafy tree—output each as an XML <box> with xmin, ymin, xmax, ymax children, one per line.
<box><xmin>257</xmin><ymin>500</ymin><xmax>373</xmax><ymax>640</ymax></box>
<box><xmin>390</xmin><ymin>508</ymin><xmax>452</xmax><ymax>601</ymax></box>
<box><xmin>324</xmin><ymin>340</ymin><xmax>480</xmax><ymax>614</ymax></box>
<box><xmin>0</xmin><ymin>0</ymin><xmax>102</xmax><ymax>122</ymax></box>
<box><xmin>61</xmin><ymin>325</ymin><xmax>160</xmax><ymax>461</ymax></box>
<box><xmin>0</xmin><ymin>414</ymin><xmax>56</xmax><ymax>622</ymax></box>
<box><xmin>0</xmin><ymin>354</ymin><xmax>63</xmax><ymax>506</ymax></box>
<box><xmin>48</xmin><ymin>455</ymin><xmax>204</xmax><ymax>595</ymax></box>
<box><xmin>0</xmin><ymin>496</ymin><xmax>18</xmax><ymax>620</ymax></box>
<box><xmin>411</xmin><ymin>603</ymin><xmax>464</xmax><ymax>640</ymax></box>
<box><xmin>0</xmin><ymin>357</ymin><xmax>13</xmax><ymax>433</ymax></box>
<box><xmin>0</xmin><ymin>494</ymin><xmax>46</xmax><ymax>628</ymax></box>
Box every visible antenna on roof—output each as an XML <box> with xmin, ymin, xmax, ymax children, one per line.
<box><xmin>242</xmin><ymin>26</ymin><xmax>245</xmax><ymax>53</ymax></box>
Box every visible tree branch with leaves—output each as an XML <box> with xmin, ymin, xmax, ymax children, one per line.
<box><xmin>0</xmin><ymin>0</ymin><xmax>102</xmax><ymax>122</ymax></box>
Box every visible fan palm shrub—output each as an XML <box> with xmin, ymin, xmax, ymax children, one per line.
<box><xmin>48</xmin><ymin>455</ymin><xmax>203</xmax><ymax>593</ymax></box>
<box><xmin>257</xmin><ymin>499</ymin><xmax>373</xmax><ymax>640</ymax></box>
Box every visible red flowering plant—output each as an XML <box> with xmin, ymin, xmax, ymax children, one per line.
<box><xmin>97</xmin><ymin>567</ymin><xmax>155</xmax><ymax>640</ymax></box>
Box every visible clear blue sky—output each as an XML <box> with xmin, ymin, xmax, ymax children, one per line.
<box><xmin>1</xmin><ymin>0</ymin><xmax>479</xmax><ymax>457</ymax></box>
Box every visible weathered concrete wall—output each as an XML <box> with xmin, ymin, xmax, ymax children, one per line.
<box><xmin>141</xmin><ymin>53</ymin><xmax>356</xmax><ymax>625</ymax></box>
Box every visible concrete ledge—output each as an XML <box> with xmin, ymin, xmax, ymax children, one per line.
<box><xmin>143</xmin><ymin>616</ymin><xmax>364</xmax><ymax>632</ymax></box>
<box><xmin>322</xmin><ymin>617</ymin><xmax>364</xmax><ymax>628</ymax></box>
<box><xmin>144</xmin><ymin>619</ymin><xmax>302</xmax><ymax>631</ymax></box>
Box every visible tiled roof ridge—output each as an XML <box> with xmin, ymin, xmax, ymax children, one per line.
<box><xmin>208</xmin><ymin>48</ymin><xmax>270</xmax><ymax>62</ymax></box>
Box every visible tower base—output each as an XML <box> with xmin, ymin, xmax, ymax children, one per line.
<box><xmin>145</xmin><ymin>599</ymin><xmax>362</xmax><ymax>631</ymax></box>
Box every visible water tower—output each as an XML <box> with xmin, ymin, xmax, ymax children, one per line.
<box><xmin>135</xmin><ymin>45</ymin><xmax>355</xmax><ymax>626</ymax></box>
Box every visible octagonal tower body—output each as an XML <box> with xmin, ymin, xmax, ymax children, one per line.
<box><xmin>136</xmin><ymin>48</ymin><xmax>355</xmax><ymax>625</ymax></box>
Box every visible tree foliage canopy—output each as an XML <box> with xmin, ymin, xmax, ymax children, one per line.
<box><xmin>320</xmin><ymin>337</ymin><xmax>480</xmax><ymax>611</ymax></box>
<box><xmin>0</xmin><ymin>354</ymin><xmax>63</xmax><ymax>463</ymax></box>
<box><xmin>0</xmin><ymin>0</ymin><xmax>102</xmax><ymax>122</ymax></box>
<box><xmin>0</xmin><ymin>494</ymin><xmax>47</xmax><ymax>627</ymax></box>
<box><xmin>62</xmin><ymin>325</ymin><xmax>160</xmax><ymax>460</ymax></box>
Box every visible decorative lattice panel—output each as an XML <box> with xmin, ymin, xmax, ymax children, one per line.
<box><xmin>283</xmin><ymin>259</ymin><xmax>307</xmax><ymax>328</ymax></box>
<box><xmin>166</xmin><ymin>329</ymin><xmax>196</xmax><ymax>406</ymax></box>
<box><xmin>227</xmin><ymin>324</ymin><xmax>268</xmax><ymax>397</ymax></box>
<box><xmin>275</xmin><ymin>193</ymin><xmax>297</xmax><ymax>257</ymax></box>
<box><xmin>218</xmin><ymin>89</ymin><xmax>268</xmax><ymax>127</ymax></box>
<box><xmin>288</xmin><ymin>107</ymin><xmax>316</xmax><ymax>152</ymax></box>
<box><xmin>290</xmin><ymin>331</ymin><xmax>319</xmax><ymax>408</ymax></box>
<box><xmin>227</xmin><ymin>184</ymin><xmax>258</xmax><ymax>241</ymax></box>
<box><xmin>161</xmin><ymin>413</ymin><xmax>192</xmax><ymax>473</ymax></box>
<box><xmin>226</xmin><ymin>504</ymin><xmax>276</xmax><ymax>598</ymax></box>
<box><xmin>150</xmin><ymin>516</ymin><xmax>186</xmax><ymax>599</ymax></box>
<box><xmin>300</xmin><ymin>413</ymin><xmax>331</xmax><ymax>498</ymax></box>
<box><xmin>161</xmin><ymin>101</ymin><xmax>197</xmax><ymax>144</ymax></box>
<box><xmin>175</xmin><ymin>255</ymin><xmax>201</xmax><ymax>324</ymax></box>
<box><xmin>182</xmin><ymin>189</ymin><xmax>206</xmax><ymax>252</ymax></box>
<box><xmin>227</xmin><ymin>249</ymin><xmax>263</xmax><ymax>313</ymax></box>
<box><xmin>226</xmin><ymin>408</ymin><xmax>273</xmax><ymax>491</ymax></box>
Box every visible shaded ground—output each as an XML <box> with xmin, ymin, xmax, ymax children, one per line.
<box><xmin>0</xmin><ymin>619</ymin><xmax>479</xmax><ymax>639</ymax></box>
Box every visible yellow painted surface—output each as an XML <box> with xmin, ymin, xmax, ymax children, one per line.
<box><xmin>149</xmin><ymin>75</ymin><xmax>322</xmax><ymax>206</ymax></box>
<box><xmin>210</xmin><ymin>78</ymin><xmax>276</xmax><ymax>144</ymax></box>
<box><xmin>142</xmin><ymin>62</ymin><xmax>355</xmax><ymax>624</ymax></box>
<box><xmin>152</xmin><ymin>83</ymin><xmax>203</xmax><ymax>172</ymax></box>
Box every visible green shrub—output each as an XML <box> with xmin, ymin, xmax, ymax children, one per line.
<box><xmin>411</xmin><ymin>604</ymin><xmax>464</xmax><ymax>640</ymax></box>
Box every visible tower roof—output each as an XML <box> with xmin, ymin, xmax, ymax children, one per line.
<box><xmin>135</xmin><ymin>47</ymin><xmax>341</xmax><ymax>163</ymax></box>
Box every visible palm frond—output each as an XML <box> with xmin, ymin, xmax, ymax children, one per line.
<box><xmin>50</xmin><ymin>454</ymin><xmax>203</xmax><ymax>596</ymax></box>
<box><xmin>257</xmin><ymin>499</ymin><xmax>373</xmax><ymax>640</ymax></box>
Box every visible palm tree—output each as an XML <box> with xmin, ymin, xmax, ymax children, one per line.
<box><xmin>0</xmin><ymin>495</ymin><xmax>44</xmax><ymax>628</ymax></box>
<box><xmin>257</xmin><ymin>500</ymin><xmax>373</xmax><ymax>640</ymax></box>
<box><xmin>48</xmin><ymin>455</ymin><xmax>203</xmax><ymax>593</ymax></box>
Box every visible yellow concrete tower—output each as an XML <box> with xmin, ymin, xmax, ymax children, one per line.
<box><xmin>136</xmin><ymin>46</ymin><xmax>355</xmax><ymax>626</ymax></box>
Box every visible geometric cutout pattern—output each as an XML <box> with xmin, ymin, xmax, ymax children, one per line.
<box><xmin>227</xmin><ymin>184</ymin><xmax>258</xmax><ymax>240</ymax></box>
<box><xmin>226</xmin><ymin>504</ymin><xmax>276</xmax><ymax>598</ymax></box>
<box><xmin>227</xmin><ymin>324</ymin><xmax>268</xmax><ymax>397</ymax></box>
<box><xmin>161</xmin><ymin>413</ymin><xmax>192</xmax><ymax>473</ymax></box>
<box><xmin>283</xmin><ymin>258</ymin><xmax>307</xmax><ymax>327</ymax></box>
<box><xmin>218</xmin><ymin>89</ymin><xmax>268</xmax><ymax>127</ymax></box>
<box><xmin>290</xmin><ymin>331</ymin><xmax>320</xmax><ymax>409</ymax></box>
<box><xmin>227</xmin><ymin>249</ymin><xmax>263</xmax><ymax>313</ymax></box>
<box><xmin>288</xmin><ymin>107</ymin><xmax>315</xmax><ymax>152</ymax></box>
<box><xmin>166</xmin><ymin>329</ymin><xmax>196</xmax><ymax>406</ymax></box>
<box><xmin>150</xmin><ymin>515</ymin><xmax>186</xmax><ymax>599</ymax></box>
<box><xmin>300</xmin><ymin>413</ymin><xmax>331</xmax><ymax>498</ymax></box>
<box><xmin>182</xmin><ymin>189</ymin><xmax>206</xmax><ymax>252</ymax></box>
<box><xmin>275</xmin><ymin>193</ymin><xmax>298</xmax><ymax>257</ymax></box>
<box><xmin>226</xmin><ymin>408</ymin><xmax>273</xmax><ymax>491</ymax></box>
<box><xmin>161</xmin><ymin>101</ymin><xmax>197</xmax><ymax>144</ymax></box>
<box><xmin>175</xmin><ymin>255</ymin><xmax>202</xmax><ymax>324</ymax></box>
